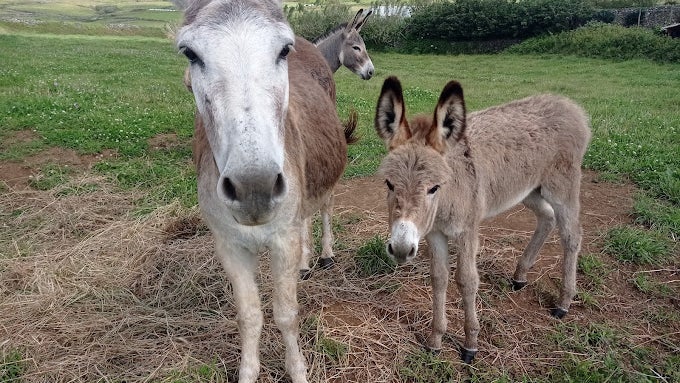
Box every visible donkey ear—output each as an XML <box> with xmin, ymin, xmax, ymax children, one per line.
<box><xmin>432</xmin><ymin>81</ymin><xmax>466</xmax><ymax>145</ymax></box>
<box><xmin>375</xmin><ymin>76</ymin><xmax>410</xmax><ymax>150</ymax></box>
<box><xmin>355</xmin><ymin>9</ymin><xmax>372</xmax><ymax>32</ymax></box>
<box><xmin>346</xmin><ymin>9</ymin><xmax>363</xmax><ymax>32</ymax></box>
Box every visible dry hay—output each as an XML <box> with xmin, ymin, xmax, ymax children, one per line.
<box><xmin>1</xmin><ymin>172</ymin><xmax>666</xmax><ymax>382</ymax></box>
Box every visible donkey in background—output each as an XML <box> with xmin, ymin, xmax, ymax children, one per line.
<box><xmin>296</xmin><ymin>8</ymin><xmax>373</xmax><ymax>277</ymax></box>
<box><xmin>314</xmin><ymin>8</ymin><xmax>374</xmax><ymax>80</ymax></box>
<box><xmin>176</xmin><ymin>0</ymin><xmax>355</xmax><ymax>381</ymax></box>
<box><xmin>374</xmin><ymin>76</ymin><xmax>591</xmax><ymax>363</ymax></box>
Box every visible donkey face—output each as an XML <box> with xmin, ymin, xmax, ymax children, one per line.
<box><xmin>341</xmin><ymin>9</ymin><xmax>374</xmax><ymax>80</ymax></box>
<box><xmin>177</xmin><ymin>0</ymin><xmax>295</xmax><ymax>225</ymax></box>
<box><xmin>375</xmin><ymin>76</ymin><xmax>466</xmax><ymax>263</ymax></box>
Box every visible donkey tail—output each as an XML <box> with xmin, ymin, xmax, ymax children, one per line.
<box><xmin>344</xmin><ymin>108</ymin><xmax>359</xmax><ymax>145</ymax></box>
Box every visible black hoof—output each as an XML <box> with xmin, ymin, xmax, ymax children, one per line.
<box><xmin>550</xmin><ymin>307</ymin><xmax>568</xmax><ymax>319</ymax></box>
<box><xmin>319</xmin><ymin>257</ymin><xmax>335</xmax><ymax>270</ymax></box>
<box><xmin>511</xmin><ymin>279</ymin><xmax>527</xmax><ymax>291</ymax></box>
<box><xmin>460</xmin><ymin>347</ymin><xmax>477</xmax><ymax>364</ymax></box>
<box><xmin>299</xmin><ymin>269</ymin><xmax>312</xmax><ymax>280</ymax></box>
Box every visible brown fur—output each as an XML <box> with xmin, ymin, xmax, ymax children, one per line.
<box><xmin>376</xmin><ymin>77</ymin><xmax>591</xmax><ymax>362</ymax></box>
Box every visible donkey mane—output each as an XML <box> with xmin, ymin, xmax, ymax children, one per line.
<box><xmin>312</xmin><ymin>23</ymin><xmax>348</xmax><ymax>44</ymax></box>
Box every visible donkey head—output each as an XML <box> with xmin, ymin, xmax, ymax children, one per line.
<box><xmin>341</xmin><ymin>9</ymin><xmax>374</xmax><ymax>80</ymax></box>
<box><xmin>375</xmin><ymin>76</ymin><xmax>466</xmax><ymax>263</ymax></box>
<box><xmin>177</xmin><ymin>0</ymin><xmax>294</xmax><ymax>225</ymax></box>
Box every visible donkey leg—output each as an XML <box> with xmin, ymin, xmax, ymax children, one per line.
<box><xmin>298</xmin><ymin>217</ymin><xmax>313</xmax><ymax>280</ymax></box>
<box><xmin>215</xmin><ymin>239</ymin><xmax>262</xmax><ymax>383</ymax></box>
<box><xmin>425</xmin><ymin>231</ymin><xmax>449</xmax><ymax>353</ymax></box>
<box><xmin>512</xmin><ymin>190</ymin><xmax>556</xmax><ymax>290</ymax></box>
<box><xmin>271</xmin><ymin>231</ymin><xmax>309</xmax><ymax>383</ymax></box>
<box><xmin>319</xmin><ymin>194</ymin><xmax>335</xmax><ymax>270</ymax></box>
<box><xmin>545</xmin><ymin>178</ymin><xmax>582</xmax><ymax>318</ymax></box>
<box><xmin>455</xmin><ymin>230</ymin><xmax>481</xmax><ymax>363</ymax></box>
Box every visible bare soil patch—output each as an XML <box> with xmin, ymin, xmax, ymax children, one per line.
<box><xmin>2</xmin><ymin>156</ymin><xmax>678</xmax><ymax>382</ymax></box>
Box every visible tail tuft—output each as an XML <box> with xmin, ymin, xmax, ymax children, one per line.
<box><xmin>344</xmin><ymin>109</ymin><xmax>359</xmax><ymax>145</ymax></box>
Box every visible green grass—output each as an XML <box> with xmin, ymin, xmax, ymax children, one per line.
<box><xmin>1</xmin><ymin>349</ymin><xmax>25</xmax><ymax>382</ymax></box>
<box><xmin>0</xmin><ymin>19</ymin><xmax>679</xmax><ymax>382</ymax></box>
<box><xmin>398</xmin><ymin>350</ymin><xmax>456</xmax><ymax>383</ymax></box>
<box><xmin>354</xmin><ymin>235</ymin><xmax>395</xmax><ymax>277</ymax></box>
<box><xmin>603</xmin><ymin>226</ymin><xmax>673</xmax><ymax>266</ymax></box>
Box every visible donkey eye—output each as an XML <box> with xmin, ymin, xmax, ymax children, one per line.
<box><xmin>180</xmin><ymin>46</ymin><xmax>202</xmax><ymax>66</ymax></box>
<box><xmin>278</xmin><ymin>44</ymin><xmax>292</xmax><ymax>62</ymax></box>
<box><xmin>427</xmin><ymin>185</ymin><xmax>440</xmax><ymax>195</ymax></box>
<box><xmin>352</xmin><ymin>45</ymin><xmax>361</xmax><ymax>52</ymax></box>
<box><xmin>385</xmin><ymin>179</ymin><xmax>394</xmax><ymax>192</ymax></box>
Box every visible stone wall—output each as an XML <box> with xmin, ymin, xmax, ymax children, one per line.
<box><xmin>611</xmin><ymin>5</ymin><xmax>680</xmax><ymax>28</ymax></box>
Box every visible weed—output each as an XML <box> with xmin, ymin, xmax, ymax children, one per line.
<box><xmin>354</xmin><ymin>235</ymin><xmax>396</xmax><ymax>277</ymax></box>
<box><xmin>633</xmin><ymin>192</ymin><xmax>680</xmax><ymax>237</ymax></box>
<box><xmin>398</xmin><ymin>350</ymin><xmax>455</xmax><ymax>383</ymax></box>
<box><xmin>1</xmin><ymin>349</ymin><xmax>24</xmax><ymax>382</ymax></box>
<box><xmin>577</xmin><ymin>253</ymin><xmax>609</xmax><ymax>288</ymax></box>
<box><xmin>28</xmin><ymin>163</ymin><xmax>72</xmax><ymax>190</ymax></box>
<box><xmin>316</xmin><ymin>336</ymin><xmax>348</xmax><ymax>363</ymax></box>
<box><xmin>603</xmin><ymin>226</ymin><xmax>672</xmax><ymax>266</ymax></box>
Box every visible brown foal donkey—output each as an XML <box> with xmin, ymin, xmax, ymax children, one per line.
<box><xmin>374</xmin><ymin>76</ymin><xmax>591</xmax><ymax>363</ymax></box>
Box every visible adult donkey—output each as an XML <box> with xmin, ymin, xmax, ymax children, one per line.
<box><xmin>374</xmin><ymin>77</ymin><xmax>590</xmax><ymax>363</ymax></box>
<box><xmin>295</xmin><ymin>8</ymin><xmax>373</xmax><ymax>277</ymax></box>
<box><xmin>314</xmin><ymin>8</ymin><xmax>375</xmax><ymax>80</ymax></box>
<box><xmin>176</xmin><ymin>0</ymin><xmax>354</xmax><ymax>381</ymax></box>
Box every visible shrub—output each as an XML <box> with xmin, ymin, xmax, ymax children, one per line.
<box><xmin>284</xmin><ymin>2</ymin><xmax>350</xmax><ymax>42</ymax></box>
<box><xmin>506</xmin><ymin>22</ymin><xmax>680</xmax><ymax>63</ymax></box>
<box><xmin>407</xmin><ymin>0</ymin><xmax>595</xmax><ymax>42</ymax></box>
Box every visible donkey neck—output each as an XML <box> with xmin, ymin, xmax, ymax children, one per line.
<box><xmin>314</xmin><ymin>31</ymin><xmax>344</xmax><ymax>73</ymax></box>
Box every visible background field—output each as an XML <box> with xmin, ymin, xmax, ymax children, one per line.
<box><xmin>1</xmin><ymin>1</ymin><xmax>679</xmax><ymax>382</ymax></box>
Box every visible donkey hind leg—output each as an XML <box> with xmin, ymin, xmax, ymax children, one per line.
<box><xmin>424</xmin><ymin>231</ymin><xmax>449</xmax><ymax>353</ymax></box>
<box><xmin>318</xmin><ymin>194</ymin><xmax>335</xmax><ymax>270</ymax></box>
<box><xmin>214</xmin><ymin>238</ymin><xmax>263</xmax><ymax>383</ymax></box>
<box><xmin>541</xmin><ymin>173</ymin><xmax>582</xmax><ymax>318</ymax></box>
<box><xmin>298</xmin><ymin>217</ymin><xmax>313</xmax><ymax>280</ymax></box>
<box><xmin>511</xmin><ymin>189</ymin><xmax>556</xmax><ymax>290</ymax></box>
<box><xmin>270</xmin><ymin>230</ymin><xmax>309</xmax><ymax>383</ymax></box>
<box><xmin>455</xmin><ymin>230</ymin><xmax>481</xmax><ymax>363</ymax></box>
<box><xmin>543</xmin><ymin>177</ymin><xmax>583</xmax><ymax>319</ymax></box>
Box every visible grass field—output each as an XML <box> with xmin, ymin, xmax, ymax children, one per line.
<box><xmin>1</xmin><ymin>2</ymin><xmax>679</xmax><ymax>382</ymax></box>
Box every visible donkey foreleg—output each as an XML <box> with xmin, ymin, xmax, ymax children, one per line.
<box><xmin>512</xmin><ymin>191</ymin><xmax>556</xmax><ymax>290</ymax></box>
<box><xmin>298</xmin><ymin>217</ymin><xmax>313</xmax><ymax>280</ymax></box>
<box><xmin>215</xmin><ymin>238</ymin><xmax>263</xmax><ymax>383</ymax></box>
<box><xmin>425</xmin><ymin>231</ymin><xmax>449</xmax><ymax>353</ymax></box>
<box><xmin>271</xmin><ymin>233</ymin><xmax>309</xmax><ymax>383</ymax></box>
<box><xmin>455</xmin><ymin>230</ymin><xmax>480</xmax><ymax>364</ymax></box>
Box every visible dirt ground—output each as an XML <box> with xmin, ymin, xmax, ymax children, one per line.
<box><xmin>1</xmin><ymin>135</ymin><xmax>677</xmax><ymax>382</ymax></box>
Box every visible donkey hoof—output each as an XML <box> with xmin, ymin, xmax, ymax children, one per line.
<box><xmin>511</xmin><ymin>279</ymin><xmax>527</xmax><ymax>291</ymax></box>
<box><xmin>299</xmin><ymin>269</ymin><xmax>312</xmax><ymax>280</ymax></box>
<box><xmin>319</xmin><ymin>257</ymin><xmax>335</xmax><ymax>270</ymax></box>
<box><xmin>550</xmin><ymin>307</ymin><xmax>569</xmax><ymax>319</ymax></box>
<box><xmin>460</xmin><ymin>347</ymin><xmax>478</xmax><ymax>364</ymax></box>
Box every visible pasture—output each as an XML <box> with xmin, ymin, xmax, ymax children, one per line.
<box><xmin>1</xmin><ymin>3</ymin><xmax>679</xmax><ymax>382</ymax></box>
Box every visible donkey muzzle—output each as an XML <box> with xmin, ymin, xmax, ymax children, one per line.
<box><xmin>217</xmin><ymin>168</ymin><xmax>287</xmax><ymax>226</ymax></box>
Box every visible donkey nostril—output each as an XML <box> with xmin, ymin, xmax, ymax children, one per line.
<box><xmin>222</xmin><ymin>177</ymin><xmax>238</xmax><ymax>202</ymax></box>
<box><xmin>272</xmin><ymin>172</ymin><xmax>286</xmax><ymax>199</ymax></box>
<box><xmin>387</xmin><ymin>243</ymin><xmax>394</xmax><ymax>255</ymax></box>
<box><xmin>408</xmin><ymin>246</ymin><xmax>415</xmax><ymax>258</ymax></box>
